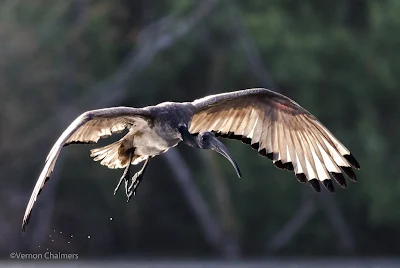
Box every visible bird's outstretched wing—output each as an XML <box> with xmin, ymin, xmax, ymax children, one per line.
<box><xmin>190</xmin><ymin>88</ymin><xmax>360</xmax><ymax>192</ymax></box>
<box><xmin>22</xmin><ymin>107</ymin><xmax>152</xmax><ymax>232</ymax></box>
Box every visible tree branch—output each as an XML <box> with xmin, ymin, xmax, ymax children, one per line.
<box><xmin>319</xmin><ymin>193</ymin><xmax>356</xmax><ymax>254</ymax></box>
<box><xmin>267</xmin><ymin>193</ymin><xmax>316</xmax><ymax>252</ymax></box>
<box><xmin>226</xmin><ymin>0</ymin><xmax>277</xmax><ymax>90</ymax></box>
<box><xmin>163</xmin><ymin>149</ymin><xmax>223</xmax><ymax>253</ymax></box>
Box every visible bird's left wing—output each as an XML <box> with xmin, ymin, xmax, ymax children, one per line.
<box><xmin>190</xmin><ymin>88</ymin><xmax>360</xmax><ymax>192</ymax></box>
<box><xmin>22</xmin><ymin>107</ymin><xmax>152</xmax><ymax>231</ymax></box>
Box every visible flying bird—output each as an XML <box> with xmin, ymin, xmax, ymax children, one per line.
<box><xmin>22</xmin><ymin>88</ymin><xmax>360</xmax><ymax>231</ymax></box>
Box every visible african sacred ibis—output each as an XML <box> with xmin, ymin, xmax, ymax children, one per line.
<box><xmin>22</xmin><ymin>88</ymin><xmax>360</xmax><ymax>231</ymax></box>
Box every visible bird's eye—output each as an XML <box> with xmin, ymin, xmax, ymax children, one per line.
<box><xmin>200</xmin><ymin>134</ymin><xmax>207</xmax><ymax>142</ymax></box>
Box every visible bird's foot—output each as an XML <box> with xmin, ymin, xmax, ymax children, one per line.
<box><xmin>126</xmin><ymin>172</ymin><xmax>143</xmax><ymax>202</ymax></box>
<box><xmin>114</xmin><ymin>155</ymin><xmax>133</xmax><ymax>196</ymax></box>
<box><xmin>124</xmin><ymin>177</ymin><xmax>130</xmax><ymax>198</ymax></box>
<box><xmin>114</xmin><ymin>172</ymin><xmax>128</xmax><ymax>196</ymax></box>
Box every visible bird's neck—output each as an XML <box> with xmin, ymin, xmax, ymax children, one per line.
<box><xmin>178</xmin><ymin>126</ymin><xmax>200</xmax><ymax>148</ymax></box>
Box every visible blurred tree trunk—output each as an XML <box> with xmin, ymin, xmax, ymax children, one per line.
<box><xmin>164</xmin><ymin>150</ymin><xmax>225</xmax><ymax>256</ymax></box>
<box><xmin>267</xmin><ymin>189</ymin><xmax>316</xmax><ymax>252</ymax></box>
<box><xmin>320</xmin><ymin>193</ymin><xmax>356</xmax><ymax>254</ymax></box>
<box><xmin>267</xmin><ymin>190</ymin><xmax>356</xmax><ymax>254</ymax></box>
<box><xmin>203</xmin><ymin>47</ymin><xmax>241</xmax><ymax>259</ymax></box>
<box><xmin>226</xmin><ymin>0</ymin><xmax>277</xmax><ymax>90</ymax></box>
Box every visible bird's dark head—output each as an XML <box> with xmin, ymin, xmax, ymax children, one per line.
<box><xmin>197</xmin><ymin>132</ymin><xmax>242</xmax><ymax>178</ymax></box>
<box><xmin>197</xmin><ymin>132</ymin><xmax>217</xmax><ymax>149</ymax></box>
<box><xmin>178</xmin><ymin>126</ymin><xmax>241</xmax><ymax>178</ymax></box>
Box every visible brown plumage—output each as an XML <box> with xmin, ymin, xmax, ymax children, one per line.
<box><xmin>22</xmin><ymin>88</ymin><xmax>360</xmax><ymax>232</ymax></box>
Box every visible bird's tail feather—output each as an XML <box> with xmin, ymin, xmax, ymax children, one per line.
<box><xmin>90</xmin><ymin>140</ymin><xmax>128</xmax><ymax>169</ymax></box>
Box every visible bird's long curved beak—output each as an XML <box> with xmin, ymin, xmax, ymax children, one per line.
<box><xmin>209</xmin><ymin>137</ymin><xmax>242</xmax><ymax>178</ymax></box>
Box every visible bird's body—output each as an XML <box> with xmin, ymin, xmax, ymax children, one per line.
<box><xmin>22</xmin><ymin>88</ymin><xmax>360</xmax><ymax>232</ymax></box>
<box><xmin>90</xmin><ymin>102</ymin><xmax>190</xmax><ymax>168</ymax></box>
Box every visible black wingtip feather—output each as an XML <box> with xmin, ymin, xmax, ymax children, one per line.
<box><xmin>242</xmin><ymin>137</ymin><xmax>251</xmax><ymax>145</ymax></box>
<box><xmin>63</xmin><ymin>141</ymin><xmax>95</xmax><ymax>147</ymax></box>
<box><xmin>342</xmin><ymin>166</ymin><xmax>357</xmax><ymax>182</ymax></box>
<box><xmin>22</xmin><ymin>213</ymin><xmax>31</xmax><ymax>233</ymax></box>
<box><xmin>296</xmin><ymin>173</ymin><xmax>308</xmax><ymax>184</ymax></box>
<box><xmin>232</xmin><ymin>134</ymin><xmax>243</xmax><ymax>141</ymax></box>
<box><xmin>274</xmin><ymin>160</ymin><xmax>294</xmax><ymax>172</ymax></box>
<box><xmin>226</xmin><ymin>132</ymin><xmax>235</xmax><ymax>139</ymax></box>
<box><xmin>331</xmin><ymin>172</ymin><xmax>347</xmax><ymax>188</ymax></box>
<box><xmin>266</xmin><ymin>153</ymin><xmax>274</xmax><ymax>160</ymax></box>
<box><xmin>262</xmin><ymin>152</ymin><xmax>279</xmax><ymax>160</ymax></box>
<box><xmin>274</xmin><ymin>160</ymin><xmax>285</xmax><ymax>169</ymax></box>
<box><xmin>309</xmin><ymin>179</ymin><xmax>321</xmax><ymax>192</ymax></box>
<box><xmin>220</xmin><ymin>133</ymin><xmax>229</xmax><ymax>138</ymax></box>
<box><xmin>259</xmin><ymin>149</ymin><xmax>267</xmax><ymax>157</ymax></box>
<box><xmin>344</xmin><ymin>154</ymin><xmax>360</xmax><ymax>169</ymax></box>
<box><xmin>322</xmin><ymin>179</ymin><xmax>335</xmax><ymax>192</ymax></box>
<box><xmin>283</xmin><ymin>162</ymin><xmax>294</xmax><ymax>172</ymax></box>
<box><xmin>251</xmin><ymin>142</ymin><xmax>259</xmax><ymax>150</ymax></box>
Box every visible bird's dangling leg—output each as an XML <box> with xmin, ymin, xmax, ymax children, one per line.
<box><xmin>114</xmin><ymin>153</ymin><xmax>134</xmax><ymax>196</ymax></box>
<box><xmin>127</xmin><ymin>158</ymin><xmax>150</xmax><ymax>202</ymax></box>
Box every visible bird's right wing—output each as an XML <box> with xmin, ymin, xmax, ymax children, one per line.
<box><xmin>190</xmin><ymin>88</ymin><xmax>360</xmax><ymax>192</ymax></box>
<box><xmin>22</xmin><ymin>107</ymin><xmax>152</xmax><ymax>232</ymax></box>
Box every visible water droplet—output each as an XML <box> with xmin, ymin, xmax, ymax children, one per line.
<box><xmin>51</xmin><ymin>239</ymin><xmax>54</xmax><ymax>242</ymax></box>
<box><xmin>60</xmin><ymin>231</ymin><xmax>63</xmax><ymax>234</ymax></box>
<box><xmin>87</xmin><ymin>235</ymin><xmax>91</xmax><ymax>239</ymax></box>
<box><xmin>53</xmin><ymin>230</ymin><xmax>56</xmax><ymax>232</ymax></box>
<box><xmin>109</xmin><ymin>217</ymin><xmax>113</xmax><ymax>221</ymax></box>
<box><xmin>67</xmin><ymin>241</ymin><xmax>70</xmax><ymax>244</ymax></box>
<box><xmin>49</xmin><ymin>235</ymin><xmax>51</xmax><ymax>238</ymax></box>
<box><xmin>70</xmin><ymin>235</ymin><xmax>73</xmax><ymax>238</ymax></box>
<box><xmin>38</xmin><ymin>246</ymin><xmax>41</xmax><ymax>248</ymax></box>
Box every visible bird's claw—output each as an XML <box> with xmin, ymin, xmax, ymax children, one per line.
<box><xmin>117</xmin><ymin>158</ymin><xmax>149</xmax><ymax>201</ymax></box>
<box><xmin>124</xmin><ymin>178</ymin><xmax>129</xmax><ymax>197</ymax></box>
<box><xmin>127</xmin><ymin>178</ymin><xmax>136</xmax><ymax>193</ymax></box>
<box><xmin>126</xmin><ymin>174</ymin><xmax>142</xmax><ymax>202</ymax></box>
<box><xmin>126</xmin><ymin>179</ymin><xmax>136</xmax><ymax>202</ymax></box>
<box><xmin>126</xmin><ymin>190</ymin><xmax>135</xmax><ymax>202</ymax></box>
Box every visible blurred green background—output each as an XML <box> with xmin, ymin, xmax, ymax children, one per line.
<box><xmin>1</xmin><ymin>0</ymin><xmax>399</xmax><ymax>261</ymax></box>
